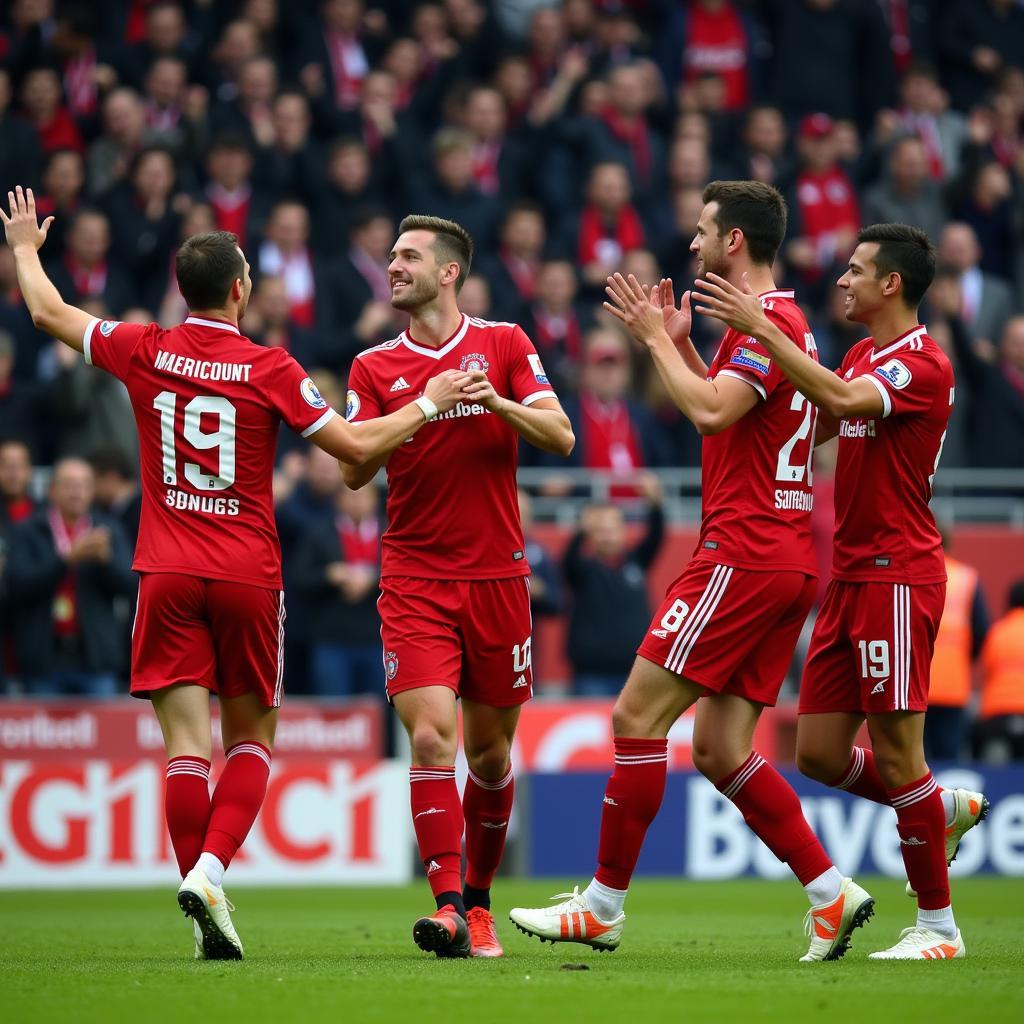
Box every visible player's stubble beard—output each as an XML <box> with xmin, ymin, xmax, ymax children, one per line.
<box><xmin>390</xmin><ymin>273</ymin><xmax>439</xmax><ymax>313</ymax></box>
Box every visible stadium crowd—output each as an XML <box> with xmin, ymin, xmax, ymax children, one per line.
<box><xmin>0</xmin><ymin>0</ymin><xmax>1022</xmax><ymax>752</ymax></box>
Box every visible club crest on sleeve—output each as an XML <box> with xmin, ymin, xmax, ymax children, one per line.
<box><xmin>527</xmin><ymin>353</ymin><xmax>550</xmax><ymax>384</ymax></box>
<box><xmin>874</xmin><ymin>358</ymin><xmax>912</xmax><ymax>390</ymax></box>
<box><xmin>345</xmin><ymin>389</ymin><xmax>361</xmax><ymax>421</ymax></box>
<box><xmin>300</xmin><ymin>377</ymin><xmax>327</xmax><ymax>409</ymax></box>
<box><xmin>385</xmin><ymin>651</ymin><xmax>399</xmax><ymax>680</ymax></box>
<box><xmin>729</xmin><ymin>347</ymin><xmax>771</xmax><ymax>376</ymax></box>
<box><xmin>99</xmin><ymin>320</ymin><xmax>121</xmax><ymax>337</ymax></box>
<box><xmin>460</xmin><ymin>352</ymin><xmax>490</xmax><ymax>373</ymax></box>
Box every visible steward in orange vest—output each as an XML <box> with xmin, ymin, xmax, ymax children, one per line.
<box><xmin>975</xmin><ymin>580</ymin><xmax>1024</xmax><ymax>762</ymax></box>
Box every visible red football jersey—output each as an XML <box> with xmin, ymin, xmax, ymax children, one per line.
<box><xmin>346</xmin><ymin>314</ymin><xmax>558</xmax><ymax>580</ymax></box>
<box><xmin>84</xmin><ymin>314</ymin><xmax>338</xmax><ymax>588</ymax></box>
<box><xmin>832</xmin><ymin>325</ymin><xmax>953</xmax><ymax>584</ymax></box>
<box><xmin>695</xmin><ymin>289</ymin><xmax>819</xmax><ymax>575</ymax></box>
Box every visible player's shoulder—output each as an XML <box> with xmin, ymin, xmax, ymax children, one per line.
<box><xmin>464</xmin><ymin>316</ymin><xmax>525</xmax><ymax>347</ymax></box>
<box><xmin>352</xmin><ymin>336</ymin><xmax>405</xmax><ymax>369</ymax></box>
<box><xmin>761</xmin><ymin>290</ymin><xmax>810</xmax><ymax>336</ymax></box>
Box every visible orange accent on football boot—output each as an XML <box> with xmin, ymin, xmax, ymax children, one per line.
<box><xmin>809</xmin><ymin>890</ymin><xmax>845</xmax><ymax>939</ymax></box>
<box><xmin>466</xmin><ymin>907</ymin><xmax>504</xmax><ymax>958</ymax></box>
<box><xmin>412</xmin><ymin>904</ymin><xmax>470</xmax><ymax>958</ymax></box>
<box><xmin>922</xmin><ymin>943</ymin><xmax>960</xmax><ymax>960</ymax></box>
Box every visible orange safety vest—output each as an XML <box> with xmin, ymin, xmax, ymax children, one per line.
<box><xmin>980</xmin><ymin>608</ymin><xmax>1024</xmax><ymax>719</ymax></box>
<box><xmin>928</xmin><ymin>557</ymin><xmax>977</xmax><ymax>708</ymax></box>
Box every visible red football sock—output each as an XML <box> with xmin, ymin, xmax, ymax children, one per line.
<box><xmin>202</xmin><ymin>742</ymin><xmax>272</xmax><ymax>868</ymax></box>
<box><xmin>410</xmin><ymin>765</ymin><xmax>464</xmax><ymax>898</ymax></box>
<box><xmin>717</xmin><ymin>752</ymin><xmax>833</xmax><ymax>886</ymax></box>
<box><xmin>165</xmin><ymin>756</ymin><xmax>211</xmax><ymax>877</ymax></box>
<box><xmin>463</xmin><ymin>763</ymin><xmax>514</xmax><ymax>890</ymax></box>
<box><xmin>594</xmin><ymin>738</ymin><xmax>668</xmax><ymax>891</ymax></box>
<box><xmin>888</xmin><ymin>772</ymin><xmax>950</xmax><ymax>910</ymax></box>
<box><xmin>828</xmin><ymin>746</ymin><xmax>892</xmax><ymax>806</ymax></box>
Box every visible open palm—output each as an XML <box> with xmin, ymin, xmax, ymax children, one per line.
<box><xmin>1</xmin><ymin>186</ymin><xmax>53</xmax><ymax>252</ymax></box>
<box><xmin>656</xmin><ymin>279</ymin><xmax>692</xmax><ymax>347</ymax></box>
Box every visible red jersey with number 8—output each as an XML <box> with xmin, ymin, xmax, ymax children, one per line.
<box><xmin>695</xmin><ymin>289</ymin><xmax>819</xmax><ymax>575</ymax></box>
<box><xmin>831</xmin><ymin>326</ymin><xmax>953</xmax><ymax>584</ymax></box>
<box><xmin>83</xmin><ymin>315</ymin><xmax>338</xmax><ymax>588</ymax></box>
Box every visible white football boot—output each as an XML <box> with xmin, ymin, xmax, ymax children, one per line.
<box><xmin>906</xmin><ymin>788</ymin><xmax>989</xmax><ymax>897</ymax></box>
<box><xmin>869</xmin><ymin>926</ymin><xmax>965</xmax><ymax>960</ymax></box>
<box><xmin>509</xmin><ymin>886</ymin><xmax>624</xmax><ymax>951</ymax></box>
<box><xmin>800</xmin><ymin>877</ymin><xmax>875</xmax><ymax>962</ymax></box>
<box><xmin>192</xmin><ymin>919</ymin><xmax>206</xmax><ymax>960</ymax></box>
<box><xmin>177</xmin><ymin>866</ymin><xmax>244</xmax><ymax>960</ymax></box>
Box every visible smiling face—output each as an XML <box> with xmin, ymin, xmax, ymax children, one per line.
<box><xmin>388</xmin><ymin>229</ymin><xmax>447</xmax><ymax>310</ymax></box>
<box><xmin>690</xmin><ymin>201</ymin><xmax>729</xmax><ymax>279</ymax></box>
<box><xmin>837</xmin><ymin>242</ymin><xmax>888</xmax><ymax>323</ymax></box>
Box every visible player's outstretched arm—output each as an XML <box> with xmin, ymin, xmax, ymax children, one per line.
<box><xmin>604</xmin><ymin>272</ymin><xmax>757</xmax><ymax>435</ymax></box>
<box><xmin>1</xmin><ymin>186</ymin><xmax>93</xmax><ymax>352</ymax></box>
<box><xmin>311</xmin><ymin>369</ymin><xmax>472</xmax><ymax>465</ymax></box>
<box><xmin>460</xmin><ymin>374</ymin><xmax>575</xmax><ymax>456</ymax></box>
<box><xmin>693</xmin><ymin>273</ymin><xmax>885</xmax><ymax>421</ymax></box>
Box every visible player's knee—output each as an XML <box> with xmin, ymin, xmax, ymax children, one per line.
<box><xmin>871</xmin><ymin>749</ymin><xmax>912</xmax><ymax>790</ymax></box>
<box><xmin>466</xmin><ymin>743</ymin><xmax>511</xmax><ymax>782</ymax></box>
<box><xmin>410</xmin><ymin>724</ymin><xmax>456</xmax><ymax>767</ymax></box>
<box><xmin>796</xmin><ymin>747</ymin><xmax>837</xmax><ymax>784</ymax></box>
<box><xmin>611</xmin><ymin>699</ymin><xmax>647</xmax><ymax>737</ymax></box>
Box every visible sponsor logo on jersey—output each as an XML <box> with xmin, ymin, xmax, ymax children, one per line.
<box><xmin>527</xmin><ymin>353</ymin><xmax>550</xmax><ymax>384</ymax></box>
<box><xmin>385</xmin><ymin>650</ymin><xmax>398</xmax><ymax>680</ymax></box>
<box><xmin>874</xmin><ymin>358</ymin><xmax>912</xmax><ymax>390</ymax></box>
<box><xmin>513</xmin><ymin>675</ymin><xmax>528</xmax><ymax>689</ymax></box>
<box><xmin>651</xmin><ymin>628</ymin><xmax>669</xmax><ymax>639</ymax></box>
<box><xmin>345</xmin><ymin>389</ymin><xmax>361</xmax><ymax>421</ymax></box>
<box><xmin>99</xmin><ymin>320</ymin><xmax>120</xmax><ymax>337</ymax></box>
<box><xmin>512</xmin><ymin>550</ymin><xmax>525</xmax><ymax>561</ymax></box>
<box><xmin>839</xmin><ymin>419</ymin><xmax>876</xmax><ymax>438</ymax></box>
<box><xmin>390</xmin><ymin>376</ymin><xmax>410</xmax><ymax>392</ymax></box>
<box><xmin>414</xmin><ymin>807</ymin><xmax>445</xmax><ymax>819</ymax></box>
<box><xmin>300</xmin><ymin>377</ymin><xmax>327</xmax><ymax>409</ymax></box>
<box><xmin>460</xmin><ymin>352</ymin><xmax>490</xmax><ymax>373</ymax></box>
<box><xmin>728</xmin><ymin>347</ymin><xmax>771</xmax><ymax>376</ymax></box>
<box><xmin>899</xmin><ymin>836</ymin><xmax>927</xmax><ymax>846</ymax></box>
<box><xmin>874</xmin><ymin>557</ymin><xmax>891</xmax><ymax>567</ymax></box>
<box><xmin>702</xmin><ymin>540</ymin><xmax>719</xmax><ymax>550</ymax></box>
<box><xmin>871</xmin><ymin>680</ymin><xmax>886</xmax><ymax>694</ymax></box>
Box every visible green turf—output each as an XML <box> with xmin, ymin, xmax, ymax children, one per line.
<box><xmin>2</xmin><ymin>878</ymin><xmax>1022</xmax><ymax>1024</ymax></box>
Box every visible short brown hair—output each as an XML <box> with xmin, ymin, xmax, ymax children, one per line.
<box><xmin>175</xmin><ymin>231</ymin><xmax>244</xmax><ymax>310</ymax></box>
<box><xmin>398</xmin><ymin>214</ymin><xmax>474</xmax><ymax>292</ymax></box>
<box><xmin>702</xmin><ymin>180</ymin><xmax>788</xmax><ymax>266</ymax></box>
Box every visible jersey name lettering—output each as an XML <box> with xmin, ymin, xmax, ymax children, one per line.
<box><xmin>155</xmin><ymin>349</ymin><xmax>253</xmax><ymax>382</ymax></box>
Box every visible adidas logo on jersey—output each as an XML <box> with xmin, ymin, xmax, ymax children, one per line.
<box><xmin>651</xmin><ymin>628</ymin><xmax>669</xmax><ymax>639</ymax></box>
<box><xmin>871</xmin><ymin>681</ymin><xmax>886</xmax><ymax>695</ymax></box>
<box><xmin>390</xmin><ymin>376</ymin><xmax>411</xmax><ymax>392</ymax></box>
<box><xmin>513</xmin><ymin>675</ymin><xmax>528</xmax><ymax>689</ymax></box>
<box><xmin>427</xmin><ymin>860</ymin><xmax>442</xmax><ymax>872</ymax></box>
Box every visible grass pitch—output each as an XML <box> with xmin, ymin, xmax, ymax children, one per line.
<box><xmin>2</xmin><ymin>878</ymin><xmax>1022</xmax><ymax>1024</ymax></box>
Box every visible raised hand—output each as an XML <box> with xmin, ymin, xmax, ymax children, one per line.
<box><xmin>1</xmin><ymin>186</ymin><xmax>54</xmax><ymax>252</ymax></box>
<box><xmin>656</xmin><ymin>277</ymin><xmax>692</xmax><ymax>348</ymax></box>
<box><xmin>603</xmin><ymin>272</ymin><xmax>668</xmax><ymax>348</ymax></box>
<box><xmin>423</xmin><ymin>369</ymin><xmax>472</xmax><ymax>412</ymax></box>
<box><xmin>693</xmin><ymin>272</ymin><xmax>770</xmax><ymax>337</ymax></box>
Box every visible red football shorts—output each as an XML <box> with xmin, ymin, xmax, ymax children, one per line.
<box><xmin>131</xmin><ymin>572</ymin><xmax>286</xmax><ymax>708</ymax></box>
<box><xmin>799</xmin><ymin>579</ymin><xmax>945</xmax><ymax>715</ymax></box>
<box><xmin>378</xmin><ymin>576</ymin><xmax>533</xmax><ymax>707</ymax></box>
<box><xmin>637</xmin><ymin>561</ymin><xmax>817</xmax><ymax>706</ymax></box>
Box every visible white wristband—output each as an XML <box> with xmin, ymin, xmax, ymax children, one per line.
<box><xmin>414</xmin><ymin>395</ymin><xmax>439</xmax><ymax>422</ymax></box>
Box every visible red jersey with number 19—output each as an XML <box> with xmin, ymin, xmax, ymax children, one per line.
<box><xmin>694</xmin><ymin>289</ymin><xmax>819</xmax><ymax>575</ymax></box>
<box><xmin>83</xmin><ymin>315</ymin><xmax>338</xmax><ymax>588</ymax></box>
<box><xmin>831</xmin><ymin>325</ymin><xmax>953</xmax><ymax>584</ymax></box>
<box><xmin>345</xmin><ymin>314</ymin><xmax>558</xmax><ymax>580</ymax></box>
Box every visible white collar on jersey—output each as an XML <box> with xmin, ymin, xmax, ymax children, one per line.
<box><xmin>400</xmin><ymin>314</ymin><xmax>469</xmax><ymax>359</ymax></box>
<box><xmin>184</xmin><ymin>315</ymin><xmax>241</xmax><ymax>335</ymax></box>
<box><xmin>759</xmin><ymin>289</ymin><xmax>795</xmax><ymax>301</ymax></box>
<box><xmin>869</xmin><ymin>325</ymin><xmax>926</xmax><ymax>362</ymax></box>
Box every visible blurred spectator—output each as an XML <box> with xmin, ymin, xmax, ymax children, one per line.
<box><xmin>292</xmin><ymin>481</ymin><xmax>383</xmax><ymax>697</ymax></box>
<box><xmin>48</xmin><ymin>335</ymin><xmax>139</xmax><ymax>469</ymax></box>
<box><xmin>20</xmin><ymin>66</ymin><xmax>84</xmax><ymax>155</ymax></box>
<box><xmin>763</xmin><ymin>0</ymin><xmax>894</xmax><ymax>127</ymax></box>
<box><xmin>211</xmin><ymin>54</ymin><xmax>278</xmax><ymax>149</ymax></box>
<box><xmin>47</xmin><ymin>208</ymin><xmax>133</xmax><ymax>315</ymax></box>
<box><xmin>0</xmin><ymin>248</ymin><xmax>38</xmax><ymax>382</ymax></box>
<box><xmin>337</xmin><ymin>69</ymin><xmax>412</xmax><ymax>194</ymax></box>
<box><xmin>247</xmin><ymin>275</ymin><xmax>328</xmax><ymax>374</ymax></box>
<box><xmin>937</xmin><ymin>221</ymin><xmax>1013</xmax><ymax>349</ymax></box>
<box><xmin>205</xmin><ymin>19</ymin><xmax>262</xmax><ymax>107</ymax></box>
<box><xmin>483</xmin><ymin>201</ymin><xmax>546</xmax><ymax>322</ymax></box>
<box><xmin>104</xmin><ymin>147</ymin><xmax>181</xmax><ymax>311</ymax></box>
<box><xmin>862</xmin><ymin>135</ymin><xmax>946</xmax><ymax>245</ymax></box>
<box><xmin>51</xmin><ymin>4</ymin><xmax>113</xmax><ymax>128</ymax></box>
<box><xmin>521</xmin><ymin>259</ymin><xmax>593</xmax><ymax>393</ymax></box>
<box><xmin>90</xmin><ymin>447</ymin><xmax>141</xmax><ymax>553</ymax></box>
<box><xmin>975</xmin><ymin>579</ymin><xmax>1024</xmax><ymax>762</ymax></box>
<box><xmin>0</xmin><ymin>332</ymin><xmax>41</xmax><ymax>449</ymax></box>
<box><xmin>786</xmin><ymin>113</ymin><xmax>860</xmax><ymax>297</ymax></box>
<box><xmin>926</xmin><ymin>527</ymin><xmax>990</xmax><ymax>761</ymax></box>
<box><xmin>952</xmin><ymin>159</ymin><xmax>1016</xmax><ymax>284</ymax></box>
<box><xmin>542</xmin><ymin>327</ymin><xmax>671</xmax><ymax>475</ymax></box>
<box><xmin>458</xmin><ymin>273</ymin><xmax>492</xmax><ymax>318</ymax></box>
<box><xmin>315</xmin><ymin>138</ymin><xmax>385</xmax><ymax>252</ymax></box>
<box><xmin>202</xmin><ymin>134</ymin><xmax>269</xmax><ymax>251</ymax></box>
<box><xmin>117</xmin><ymin>1</ymin><xmax>194</xmax><ymax>89</ymax></box>
<box><xmin>732</xmin><ymin>104</ymin><xmax>793</xmax><ymax>188</ymax></box>
<box><xmin>461</xmin><ymin>84</ymin><xmax>530</xmax><ymax>200</ymax></box>
<box><xmin>256</xmin><ymin>199</ymin><xmax>338</xmax><ymax>332</ymax></box>
<box><xmin>298</xmin><ymin>0</ymin><xmax>381</xmax><ymax>114</ymax></box>
<box><xmin>518</xmin><ymin>487</ymin><xmax>563</xmax><ymax>619</ymax></box>
<box><xmin>276</xmin><ymin>443</ymin><xmax>343</xmax><ymax>555</ymax></box>
<box><xmin>948</xmin><ymin>313</ymin><xmax>1024</xmax><ymax>470</ymax></box>
<box><xmin>87</xmin><ymin>87</ymin><xmax>152</xmax><ymax>199</ymax></box>
<box><xmin>576</xmin><ymin>161</ymin><xmax>646</xmax><ymax>290</ymax></box>
<box><xmin>34</xmin><ymin>148</ymin><xmax>86</xmax><ymax>262</ymax></box>
<box><xmin>563</xmin><ymin>476</ymin><xmax>665</xmax><ymax>695</ymax></box>
<box><xmin>938</xmin><ymin>0</ymin><xmax>1024</xmax><ymax>111</ymax></box>
<box><xmin>257</xmin><ymin>90</ymin><xmax>322</xmax><ymax>204</ymax></box>
<box><xmin>0</xmin><ymin>66</ymin><xmax>42</xmax><ymax>197</ymax></box>
<box><xmin>5</xmin><ymin>456</ymin><xmax>134</xmax><ymax>696</ymax></box>
<box><xmin>0</xmin><ymin>437</ymin><xmax>36</xmax><ymax>534</ymax></box>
